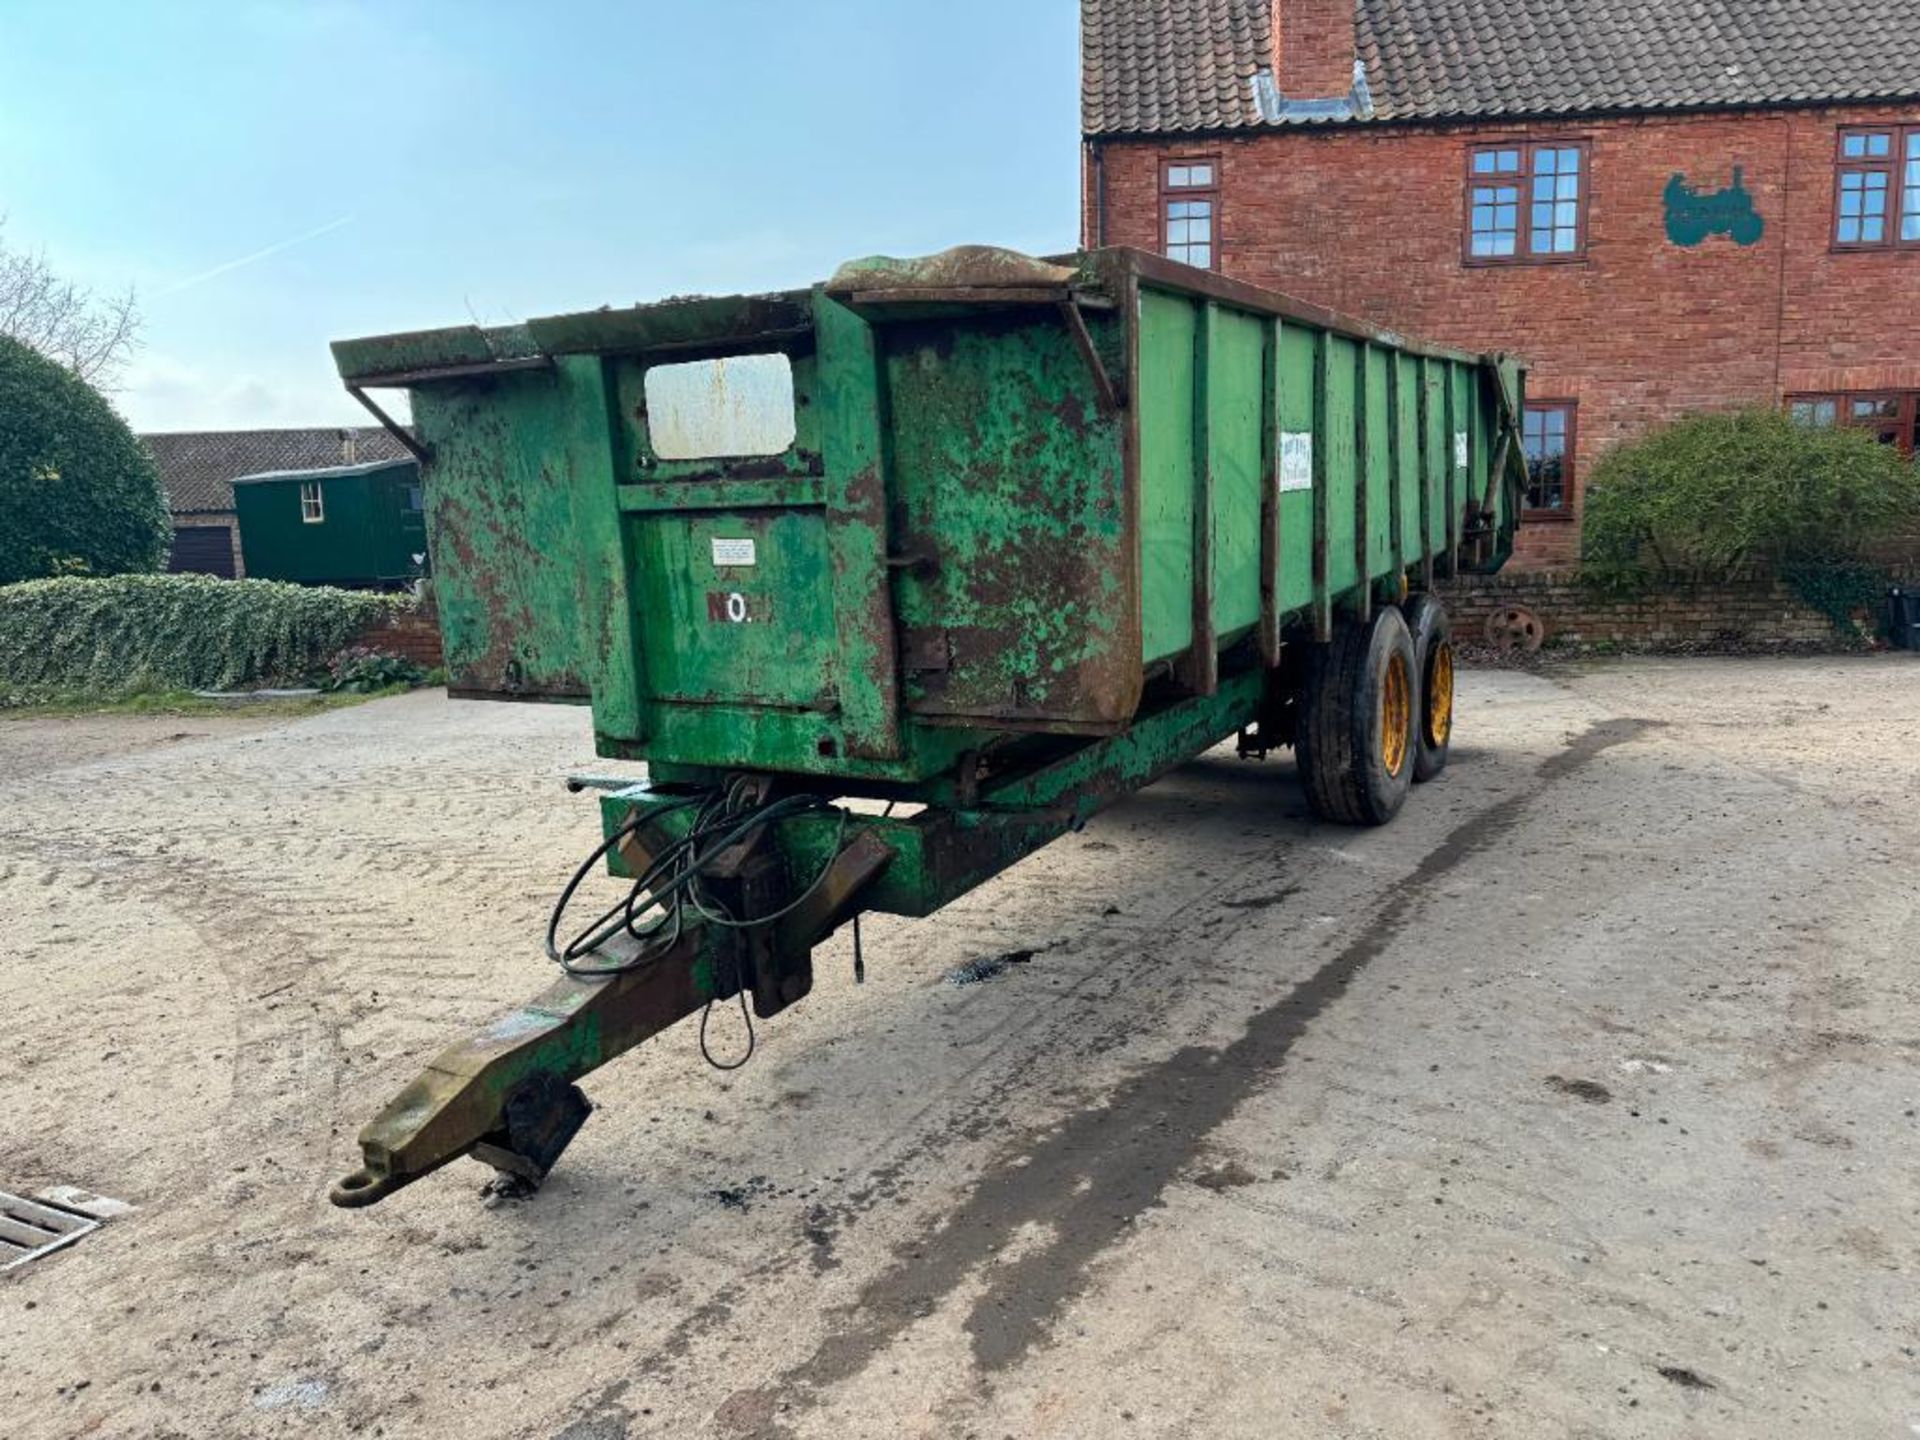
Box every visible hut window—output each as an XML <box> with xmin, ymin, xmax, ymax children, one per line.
<box><xmin>300</xmin><ymin>481</ymin><xmax>325</xmax><ymax>524</ymax></box>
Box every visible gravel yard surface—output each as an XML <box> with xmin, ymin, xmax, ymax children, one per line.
<box><xmin>2</xmin><ymin>657</ymin><xmax>1916</xmax><ymax>1438</ymax></box>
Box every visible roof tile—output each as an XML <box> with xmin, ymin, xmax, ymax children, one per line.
<box><xmin>1084</xmin><ymin>0</ymin><xmax>1920</xmax><ymax>133</ymax></box>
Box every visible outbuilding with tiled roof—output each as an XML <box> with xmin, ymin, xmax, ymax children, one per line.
<box><xmin>141</xmin><ymin>427</ymin><xmax>411</xmax><ymax>578</ymax></box>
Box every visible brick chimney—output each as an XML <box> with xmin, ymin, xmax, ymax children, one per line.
<box><xmin>1271</xmin><ymin>0</ymin><xmax>1358</xmax><ymax>99</ymax></box>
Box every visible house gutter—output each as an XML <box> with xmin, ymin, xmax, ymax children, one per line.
<box><xmin>1085</xmin><ymin>92</ymin><xmax>1920</xmax><ymax>147</ymax></box>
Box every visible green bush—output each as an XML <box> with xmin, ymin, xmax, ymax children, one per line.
<box><xmin>0</xmin><ymin>335</ymin><xmax>169</xmax><ymax>584</ymax></box>
<box><xmin>319</xmin><ymin>646</ymin><xmax>428</xmax><ymax>693</ymax></box>
<box><xmin>0</xmin><ymin>573</ymin><xmax>407</xmax><ymax>698</ymax></box>
<box><xmin>1582</xmin><ymin>408</ymin><xmax>1920</xmax><ymax>580</ymax></box>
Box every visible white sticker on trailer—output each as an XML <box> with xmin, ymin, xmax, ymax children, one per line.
<box><xmin>1279</xmin><ymin>432</ymin><xmax>1314</xmax><ymax>492</ymax></box>
<box><xmin>710</xmin><ymin>537</ymin><xmax>757</xmax><ymax>568</ymax></box>
<box><xmin>1455</xmin><ymin>432</ymin><xmax>1469</xmax><ymax>470</ymax></box>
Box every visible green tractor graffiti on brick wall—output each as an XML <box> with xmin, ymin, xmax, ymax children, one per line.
<box><xmin>1664</xmin><ymin>166</ymin><xmax>1765</xmax><ymax>248</ymax></box>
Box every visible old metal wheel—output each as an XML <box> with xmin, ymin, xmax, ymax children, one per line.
<box><xmin>1381</xmin><ymin>650</ymin><xmax>1412</xmax><ymax>779</ymax></box>
<box><xmin>1296</xmin><ymin>607</ymin><xmax>1418</xmax><ymax>827</ymax></box>
<box><xmin>1428</xmin><ymin>643</ymin><xmax>1454</xmax><ymax>746</ymax></box>
<box><xmin>1403</xmin><ymin>592</ymin><xmax>1454</xmax><ymax>782</ymax></box>
<box><xmin>1486</xmin><ymin>604</ymin><xmax>1545</xmax><ymax>654</ymax></box>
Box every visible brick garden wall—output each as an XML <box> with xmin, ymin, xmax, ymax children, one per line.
<box><xmin>1438</xmin><ymin>570</ymin><xmax>1908</xmax><ymax>652</ymax></box>
<box><xmin>354</xmin><ymin>604</ymin><xmax>444</xmax><ymax>670</ymax></box>
<box><xmin>1090</xmin><ymin>103</ymin><xmax>1920</xmax><ymax>569</ymax></box>
<box><xmin>347</xmin><ymin>579</ymin><xmax>1896</xmax><ymax>669</ymax></box>
<box><xmin>357</xmin><ymin>577</ymin><xmax>1887</xmax><ymax>667</ymax></box>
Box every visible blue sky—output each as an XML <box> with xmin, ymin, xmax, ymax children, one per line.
<box><xmin>0</xmin><ymin>2</ymin><xmax>1081</xmax><ymax>432</ymax></box>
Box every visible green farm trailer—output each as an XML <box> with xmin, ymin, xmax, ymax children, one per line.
<box><xmin>327</xmin><ymin>246</ymin><xmax>1527</xmax><ymax>1206</ymax></box>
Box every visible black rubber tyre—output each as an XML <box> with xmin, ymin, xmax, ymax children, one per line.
<box><xmin>1296</xmin><ymin>608</ymin><xmax>1418</xmax><ymax>826</ymax></box>
<box><xmin>1402</xmin><ymin>593</ymin><xmax>1454</xmax><ymax>783</ymax></box>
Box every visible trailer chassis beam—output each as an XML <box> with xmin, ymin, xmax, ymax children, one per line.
<box><xmin>606</xmin><ymin>670</ymin><xmax>1266</xmax><ymax>919</ymax></box>
<box><xmin>329</xmin><ymin>828</ymin><xmax>892</xmax><ymax>1207</ymax></box>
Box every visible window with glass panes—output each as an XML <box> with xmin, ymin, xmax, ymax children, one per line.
<box><xmin>1834</xmin><ymin>125</ymin><xmax>1920</xmax><ymax>248</ymax></box>
<box><xmin>1789</xmin><ymin>391</ymin><xmax>1920</xmax><ymax>457</ymax></box>
<box><xmin>1521</xmin><ymin>402</ymin><xmax>1575</xmax><ymax>514</ymax></box>
<box><xmin>300</xmin><ymin>481</ymin><xmax>325</xmax><ymax>523</ymax></box>
<box><xmin>1790</xmin><ymin>396</ymin><xmax>1839</xmax><ymax>429</ymax></box>
<box><xmin>1161</xmin><ymin>159</ymin><xmax>1217</xmax><ymax>270</ymax></box>
<box><xmin>1468</xmin><ymin>142</ymin><xmax>1586</xmax><ymax>262</ymax></box>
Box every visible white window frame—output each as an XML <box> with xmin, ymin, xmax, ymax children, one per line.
<box><xmin>300</xmin><ymin>481</ymin><xmax>325</xmax><ymax>524</ymax></box>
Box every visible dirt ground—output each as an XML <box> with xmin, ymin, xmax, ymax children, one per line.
<box><xmin>3</xmin><ymin>657</ymin><xmax>1917</xmax><ymax>1439</ymax></box>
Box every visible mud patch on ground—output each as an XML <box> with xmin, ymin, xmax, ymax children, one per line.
<box><xmin>1657</xmin><ymin>1364</ymin><xmax>1717</xmax><ymax>1391</ymax></box>
<box><xmin>1221</xmin><ymin>885</ymin><xmax>1300</xmax><ymax>912</ymax></box>
<box><xmin>1191</xmin><ymin>1161</ymin><xmax>1258</xmax><ymax>1192</ymax></box>
<box><xmin>942</xmin><ymin>942</ymin><xmax>1057</xmax><ymax>986</ymax></box>
<box><xmin>707</xmin><ymin>1176</ymin><xmax>777</xmax><ymax>1212</ymax></box>
<box><xmin>1546</xmin><ymin>1076</ymin><xmax>1613</xmax><ymax>1104</ymax></box>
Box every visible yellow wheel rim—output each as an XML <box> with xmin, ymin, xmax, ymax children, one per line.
<box><xmin>1381</xmin><ymin>651</ymin><xmax>1411</xmax><ymax>778</ymax></box>
<box><xmin>1427</xmin><ymin>640</ymin><xmax>1454</xmax><ymax>747</ymax></box>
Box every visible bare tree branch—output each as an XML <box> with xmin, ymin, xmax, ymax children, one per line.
<box><xmin>0</xmin><ymin>221</ymin><xmax>142</xmax><ymax>388</ymax></box>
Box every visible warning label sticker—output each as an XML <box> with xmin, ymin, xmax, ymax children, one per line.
<box><xmin>711</xmin><ymin>537</ymin><xmax>756</xmax><ymax>568</ymax></box>
<box><xmin>1280</xmin><ymin>432</ymin><xmax>1314</xmax><ymax>492</ymax></box>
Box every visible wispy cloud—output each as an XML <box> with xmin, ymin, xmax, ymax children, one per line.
<box><xmin>153</xmin><ymin>215</ymin><xmax>355</xmax><ymax>298</ymax></box>
<box><xmin>120</xmin><ymin>347</ymin><xmax>389</xmax><ymax>431</ymax></box>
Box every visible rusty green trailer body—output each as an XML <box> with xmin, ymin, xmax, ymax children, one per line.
<box><xmin>327</xmin><ymin>247</ymin><xmax>1529</xmax><ymax>1207</ymax></box>
<box><xmin>334</xmin><ymin>246</ymin><xmax>1526</xmax><ymax>791</ymax></box>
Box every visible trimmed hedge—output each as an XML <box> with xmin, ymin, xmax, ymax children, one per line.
<box><xmin>0</xmin><ymin>574</ymin><xmax>408</xmax><ymax>697</ymax></box>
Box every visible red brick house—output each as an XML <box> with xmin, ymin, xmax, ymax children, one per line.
<box><xmin>1081</xmin><ymin>0</ymin><xmax>1920</xmax><ymax>566</ymax></box>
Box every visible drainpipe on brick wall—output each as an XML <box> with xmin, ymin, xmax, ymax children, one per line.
<box><xmin>1771</xmin><ymin>113</ymin><xmax>1793</xmax><ymax>404</ymax></box>
<box><xmin>1091</xmin><ymin>140</ymin><xmax>1108</xmax><ymax>248</ymax></box>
